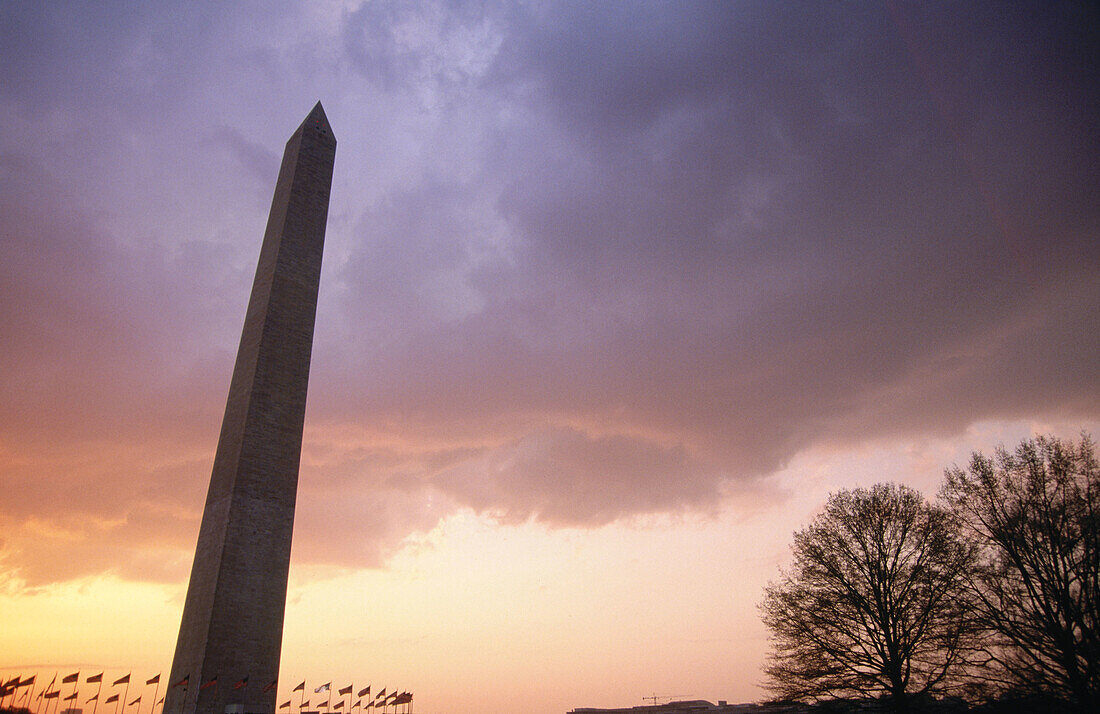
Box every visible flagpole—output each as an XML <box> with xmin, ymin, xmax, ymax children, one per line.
<box><xmin>33</xmin><ymin>673</ymin><xmax>47</xmax><ymax>714</ymax></box>
<box><xmin>0</xmin><ymin>673</ymin><xmax>13</xmax><ymax>708</ymax></box>
<box><xmin>34</xmin><ymin>672</ymin><xmax>49</xmax><ymax>714</ymax></box>
<box><xmin>0</xmin><ymin>675</ymin><xmax>14</xmax><ymax>709</ymax></box>
<box><xmin>150</xmin><ymin>677</ymin><xmax>161</xmax><ymax>714</ymax></box>
<box><xmin>39</xmin><ymin>672</ymin><xmax>57</xmax><ymax>714</ymax></box>
<box><xmin>47</xmin><ymin>678</ymin><xmax>60</xmax><ymax>714</ymax></box>
<box><xmin>11</xmin><ymin>676</ymin><xmax>25</xmax><ymax>710</ymax></box>
<box><xmin>93</xmin><ymin>677</ymin><xmax>103</xmax><ymax>714</ymax></box>
<box><xmin>118</xmin><ymin>676</ymin><xmax>130</xmax><ymax>714</ymax></box>
<box><xmin>23</xmin><ymin>676</ymin><xmax>39</xmax><ymax>714</ymax></box>
<box><xmin>171</xmin><ymin>678</ymin><xmax>190</xmax><ymax>714</ymax></box>
<box><xmin>10</xmin><ymin>677</ymin><xmax>23</xmax><ymax>710</ymax></box>
<box><xmin>68</xmin><ymin>671</ymin><xmax>80</xmax><ymax>714</ymax></box>
<box><xmin>1</xmin><ymin>676</ymin><xmax>15</xmax><ymax>710</ymax></box>
<box><xmin>23</xmin><ymin>680</ymin><xmax>36</xmax><ymax>709</ymax></box>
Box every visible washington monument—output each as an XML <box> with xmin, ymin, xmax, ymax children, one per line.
<box><xmin>165</xmin><ymin>102</ymin><xmax>336</xmax><ymax>714</ymax></box>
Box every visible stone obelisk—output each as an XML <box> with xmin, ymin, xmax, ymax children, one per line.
<box><xmin>165</xmin><ymin>102</ymin><xmax>336</xmax><ymax>714</ymax></box>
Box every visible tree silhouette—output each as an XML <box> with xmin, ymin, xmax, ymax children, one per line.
<box><xmin>761</xmin><ymin>483</ymin><xmax>979</xmax><ymax>712</ymax></box>
<box><xmin>942</xmin><ymin>434</ymin><xmax>1099</xmax><ymax>707</ymax></box>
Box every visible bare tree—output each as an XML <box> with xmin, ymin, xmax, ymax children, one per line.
<box><xmin>761</xmin><ymin>483</ymin><xmax>979</xmax><ymax>712</ymax></box>
<box><xmin>941</xmin><ymin>434</ymin><xmax>1099</xmax><ymax>707</ymax></box>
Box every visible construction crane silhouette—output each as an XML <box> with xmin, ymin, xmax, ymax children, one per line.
<box><xmin>642</xmin><ymin>694</ymin><xmax>691</xmax><ymax>705</ymax></box>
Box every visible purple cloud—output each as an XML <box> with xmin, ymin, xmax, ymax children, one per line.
<box><xmin>0</xmin><ymin>0</ymin><xmax>1096</xmax><ymax>586</ymax></box>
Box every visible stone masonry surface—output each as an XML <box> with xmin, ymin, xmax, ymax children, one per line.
<box><xmin>164</xmin><ymin>103</ymin><xmax>336</xmax><ymax>714</ymax></box>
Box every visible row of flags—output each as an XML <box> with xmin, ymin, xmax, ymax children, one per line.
<box><xmin>285</xmin><ymin>683</ymin><xmax>413</xmax><ymax>711</ymax></box>
<box><xmin>9</xmin><ymin>673</ymin><xmax>155</xmax><ymax>685</ymax></box>
<box><xmin>160</xmin><ymin>675</ymin><xmax>276</xmax><ymax>692</ymax></box>
<box><xmin>1</xmin><ymin>675</ymin><xmax>413</xmax><ymax>714</ymax></box>
<box><xmin>1</xmin><ymin>673</ymin><xmax>162</xmax><ymax>694</ymax></box>
<box><xmin>1</xmin><ymin>673</ymin><xmax>160</xmax><ymax>689</ymax></box>
<box><xmin>0</xmin><ymin>671</ymin><xmax>166</xmax><ymax>714</ymax></box>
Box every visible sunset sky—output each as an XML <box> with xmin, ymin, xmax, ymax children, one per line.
<box><xmin>1</xmin><ymin>2</ymin><xmax>1097</xmax><ymax>713</ymax></box>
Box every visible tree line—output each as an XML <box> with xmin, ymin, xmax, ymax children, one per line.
<box><xmin>760</xmin><ymin>434</ymin><xmax>1098</xmax><ymax>713</ymax></box>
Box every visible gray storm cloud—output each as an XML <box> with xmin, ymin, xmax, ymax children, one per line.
<box><xmin>1</xmin><ymin>0</ymin><xmax>1096</xmax><ymax>585</ymax></box>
